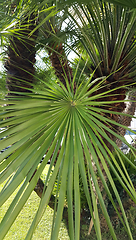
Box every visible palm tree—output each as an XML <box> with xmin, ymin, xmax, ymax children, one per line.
<box><xmin>0</xmin><ymin>1</ymin><xmax>136</xmax><ymax>240</ymax></box>
<box><xmin>2</xmin><ymin>2</ymin><xmax>47</xmax><ymax>201</ymax></box>
<box><xmin>61</xmin><ymin>0</ymin><xmax>136</xmax><ymax>194</ymax></box>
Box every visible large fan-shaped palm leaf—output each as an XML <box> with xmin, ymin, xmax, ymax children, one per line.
<box><xmin>0</xmin><ymin>74</ymin><xmax>136</xmax><ymax>240</ymax></box>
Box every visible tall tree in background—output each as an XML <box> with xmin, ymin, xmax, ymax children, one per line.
<box><xmin>0</xmin><ymin>0</ymin><xmax>136</xmax><ymax>239</ymax></box>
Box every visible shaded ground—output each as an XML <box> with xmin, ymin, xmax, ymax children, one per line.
<box><xmin>80</xmin><ymin>191</ymin><xmax>136</xmax><ymax>240</ymax></box>
<box><xmin>80</xmin><ymin>206</ymin><xmax>136</xmax><ymax>240</ymax></box>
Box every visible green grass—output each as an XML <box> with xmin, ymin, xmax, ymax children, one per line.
<box><xmin>0</xmin><ymin>166</ymin><xmax>69</xmax><ymax>240</ymax></box>
<box><xmin>0</xmin><ymin>166</ymin><xmax>136</xmax><ymax>240</ymax></box>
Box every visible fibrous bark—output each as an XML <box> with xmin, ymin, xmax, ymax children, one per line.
<box><xmin>5</xmin><ymin>15</ymin><xmax>37</xmax><ymax>94</ymax></box>
<box><xmin>48</xmin><ymin>34</ymin><xmax>74</xmax><ymax>89</ymax></box>
<box><xmin>49</xmin><ymin>45</ymin><xmax>73</xmax><ymax>85</ymax></box>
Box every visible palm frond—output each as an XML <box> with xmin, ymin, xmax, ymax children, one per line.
<box><xmin>0</xmin><ymin>70</ymin><xmax>136</xmax><ymax>239</ymax></box>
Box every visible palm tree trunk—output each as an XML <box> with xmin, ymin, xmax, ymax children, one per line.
<box><xmin>5</xmin><ymin>15</ymin><xmax>37</xmax><ymax>94</ymax></box>
<box><xmin>49</xmin><ymin>41</ymin><xmax>73</xmax><ymax>88</ymax></box>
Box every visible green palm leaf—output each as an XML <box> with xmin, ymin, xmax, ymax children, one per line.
<box><xmin>105</xmin><ymin>0</ymin><xmax>136</xmax><ymax>8</ymax></box>
<box><xmin>0</xmin><ymin>72</ymin><xmax>136</xmax><ymax>239</ymax></box>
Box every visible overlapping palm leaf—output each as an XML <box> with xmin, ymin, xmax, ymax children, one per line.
<box><xmin>105</xmin><ymin>0</ymin><xmax>136</xmax><ymax>8</ymax></box>
<box><xmin>57</xmin><ymin>0</ymin><xmax>136</xmax><ymax>7</ymax></box>
<box><xmin>65</xmin><ymin>1</ymin><xmax>136</xmax><ymax>77</ymax></box>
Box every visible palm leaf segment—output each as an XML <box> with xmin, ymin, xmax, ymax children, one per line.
<box><xmin>105</xmin><ymin>0</ymin><xmax>136</xmax><ymax>8</ymax></box>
